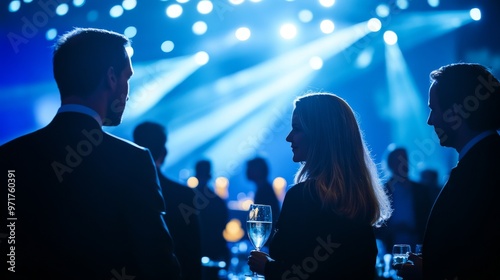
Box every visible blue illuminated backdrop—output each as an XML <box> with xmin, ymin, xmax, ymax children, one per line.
<box><xmin>1</xmin><ymin>0</ymin><xmax>499</xmax><ymax>202</ymax></box>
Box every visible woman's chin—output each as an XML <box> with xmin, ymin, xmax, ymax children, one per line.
<box><xmin>292</xmin><ymin>155</ymin><xmax>303</xmax><ymax>163</ymax></box>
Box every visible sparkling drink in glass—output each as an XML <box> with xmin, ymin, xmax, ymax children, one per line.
<box><xmin>247</xmin><ymin>204</ymin><xmax>272</xmax><ymax>278</ymax></box>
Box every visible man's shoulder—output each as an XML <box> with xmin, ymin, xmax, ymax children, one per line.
<box><xmin>0</xmin><ymin>127</ymin><xmax>46</xmax><ymax>157</ymax></box>
<box><xmin>102</xmin><ymin>131</ymin><xmax>151</xmax><ymax>156</ymax></box>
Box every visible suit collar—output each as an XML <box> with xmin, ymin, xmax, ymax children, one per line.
<box><xmin>458</xmin><ymin>132</ymin><xmax>500</xmax><ymax>165</ymax></box>
<box><xmin>51</xmin><ymin>111</ymin><xmax>103</xmax><ymax>132</ymax></box>
<box><xmin>58</xmin><ymin>104</ymin><xmax>103</xmax><ymax>126</ymax></box>
<box><xmin>458</xmin><ymin>130</ymin><xmax>498</xmax><ymax>161</ymax></box>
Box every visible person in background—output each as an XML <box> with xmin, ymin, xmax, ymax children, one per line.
<box><xmin>376</xmin><ymin>146</ymin><xmax>434</xmax><ymax>254</ymax></box>
<box><xmin>248</xmin><ymin>93</ymin><xmax>392</xmax><ymax>279</ymax></box>
<box><xmin>246</xmin><ymin>156</ymin><xmax>281</xmax><ymax>227</ymax></box>
<box><xmin>133</xmin><ymin>121</ymin><xmax>202</xmax><ymax>280</ymax></box>
<box><xmin>195</xmin><ymin>159</ymin><xmax>230</xmax><ymax>279</ymax></box>
<box><xmin>397</xmin><ymin>63</ymin><xmax>500</xmax><ymax>279</ymax></box>
<box><xmin>0</xmin><ymin>28</ymin><xmax>180</xmax><ymax>279</ymax></box>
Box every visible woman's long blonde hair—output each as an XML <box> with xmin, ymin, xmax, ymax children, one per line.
<box><xmin>293</xmin><ymin>93</ymin><xmax>391</xmax><ymax>227</ymax></box>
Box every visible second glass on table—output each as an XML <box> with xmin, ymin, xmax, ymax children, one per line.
<box><xmin>392</xmin><ymin>244</ymin><xmax>411</xmax><ymax>264</ymax></box>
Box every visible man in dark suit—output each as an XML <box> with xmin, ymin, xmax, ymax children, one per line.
<box><xmin>397</xmin><ymin>63</ymin><xmax>500</xmax><ymax>279</ymax></box>
<box><xmin>133</xmin><ymin>121</ymin><xmax>202</xmax><ymax>280</ymax></box>
<box><xmin>0</xmin><ymin>28</ymin><xmax>180</xmax><ymax>279</ymax></box>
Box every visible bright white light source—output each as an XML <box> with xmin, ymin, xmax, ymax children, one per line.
<box><xmin>280</xmin><ymin>23</ymin><xmax>297</xmax><ymax>40</ymax></box>
<box><xmin>235</xmin><ymin>27</ymin><xmax>251</xmax><ymax>41</ymax></box>
<box><xmin>124</xmin><ymin>26</ymin><xmax>137</xmax><ymax>38</ymax></box>
<box><xmin>122</xmin><ymin>0</ymin><xmax>137</xmax><ymax>10</ymax></box>
<box><xmin>192</xmin><ymin>21</ymin><xmax>207</xmax><ymax>35</ymax></box>
<box><xmin>427</xmin><ymin>0</ymin><xmax>439</xmax><ymax>8</ymax></box>
<box><xmin>9</xmin><ymin>1</ymin><xmax>21</xmax><ymax>12</ymax></box>
<box><xmin>110</xmin><ymin>5</ymin><xmax>124</xmax><ymax>18</ymax></box>
<box><xmin>46</xmin><ymin>28</ymin><xmax>58</xmax><ymax>40</ymax></box>
<box><xmin>177</xmin><ymin>0</ymin><xmax>189</xmax><ymax>3</ymax></box>
<box><xmin>367</xmin><ymin>18</ymin><xmax>382</xmax><ymax>32</ymax></box>
<box><xmin>195</xmin><ymin>51</ymin><xmax>209</xmax><ymax>65</ymax></box>
<box><xmin>197</xmin><ymin>0</ymin><xmax>213</xmax><ymax>14</ymax></box>
<box><xmin>396</xmin><ymin>0</ymin><xmax>409</xmax><ymax>10</ymax></box>
<box><xmin>383</xmin><ymin>30</ymin><xmax>398</xmax><ymax>45</ymax></box>
<box><xmin>166</xmin><ymin>4</ymin><xmax>183</xmax><ymax>18</ymax></box>
<box><xmin>56</xmin><ymin>3</ymin><xmax>69</xmax><ymax>16</ymax></box>
<box><xmin>470</xmin><ymin>8</ymin><xmax>481</xmax><ymax>21</ymax></box>
<box><xmin>376</xmin><ymin>4</ymin><xmax>390</xmax><ymax>18</ymax></box>
<box><xmin>309</xmin><ymin>56</ymin><xmax>323</xmax><ymax>70</ymax></box>
<box><xmin>319</xmin><ymin>0</ymin><xmax>335</xmax><ymax>8</ymax></box>
<box><xmin>320</xmin><ymin>19</ymin><xmax>335</xmax><ymax>34</ymax></box>
<box><xmin>73</xmin><ymin>0</ymin><xmax>85</xmax><ymax>7</ymax></box>
<box><xmin>229</xmin><ymin>0</ymin><xmax>244</xmax><ymax>4</ymax></box>
<box><xmin>298</xmin><ymin>9</ymin><xmax>313</xmax><ymax>23</ymax></box>
<box><xmin>161</xmin><ymin>40</ymin><xmax>175</xmax><ymax>53</ymax></box>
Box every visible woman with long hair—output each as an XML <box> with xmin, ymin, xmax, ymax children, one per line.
<box><xmin>248</xmin><ymin>93</ymin><xmax>391</xmax><ymax>279</ymax></box>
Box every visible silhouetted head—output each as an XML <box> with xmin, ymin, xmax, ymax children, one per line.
<box><xmin>427</xmin><ymin>63</ymin><xmax>500</xmax><ymax>148</ymax></box>
<box><xmin>53</xmin><ymin>27</ymin><xmax>132</xmax><ymax>126</ymax></box>
<box><xmin>133</xmin><ymin>121</ymin><xmax>167</xmax><ymax>167</ymax></box>
<box><xmin>386</xmin><ymin>147</ymin><xmax>409</xmax><ymax>180</ymax></box>
<box><xmin>286</xmin><ymin>93</ymin><xmax>367</xmax><ymax>181</ymax></box>
<box><xmin>246</xmin><ymin>157</ymin><xmax>269</xmax><ymax>183</ymax></box>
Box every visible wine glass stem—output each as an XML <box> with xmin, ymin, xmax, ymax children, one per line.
<box><xmin>253</xmin><ymin>248</ymin><xmax>260</xmax><ymax>277</ymax></box>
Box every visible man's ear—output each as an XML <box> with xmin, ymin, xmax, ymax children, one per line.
<box><xmin>106</xmin><ymin>66</ymin><xmax>117</xmax><ymax>91</ymax></box>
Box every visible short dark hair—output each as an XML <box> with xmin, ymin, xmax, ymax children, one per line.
<box><xmin>195</xmin><ymin>160</ymin><xmax>211</xmax><ymax>177</ymax></box>
<box><xmin>387</xmin><ymin>147</ymin><xmax>407</xmax><ymax>173</ymax></box>
<box><xmin>53</xmin><ymin>27</ymin><xmax>130</xmax><ymax>98</ymax></box>
<box><xmin>133</xmin><ymin>122</ymin><xmax>166</xmax><ymax>161</ymax></box>
<box><xmin>247</xmin><ymin>157</ymin><xmax>269</xmax><ymax>178</ymax></box>
<box><xmin>430</xmin><ymin>63</ymin><xmax>500</xmax><ymax>131</ymax></box>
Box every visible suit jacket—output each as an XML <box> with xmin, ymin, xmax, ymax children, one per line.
<box><xmin>158</xmin><ymin>173</ymin><xmax>202</xmax><ymax>280</ymax></box>
<box><xmin>423</xmin><ymin>134</ymin><xmax>500</xmax><ymax>279</ymax></box>
<box><xmin>0</xmin><ymin>112</ymin><xmax>180</xmax><ymax>280</ymax></box>
<box><xmin>265</xmin><ymin>182</ymin><xmax>377</xmax><ymax>280</ymax></box>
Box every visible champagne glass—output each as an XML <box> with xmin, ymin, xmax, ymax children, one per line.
<box><xmin>247</xmin><ymin>204</ymin><xmax>272</xmax><ymax>278</ymax></box>
<box><xmin>392</xmin><ymin>244</ymin><xmax>411</xmax><ymax>280</ymax></box>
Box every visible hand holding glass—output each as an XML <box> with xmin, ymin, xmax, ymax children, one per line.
<box><xmin>392</xmin><ymin>244</ymin><xmax>411</xmax><ymax>280</ymax></box>
<box><xmin>247</xmin><ymin>204</ymin><xmax>272</xmax><ymax>277</ymax></box>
